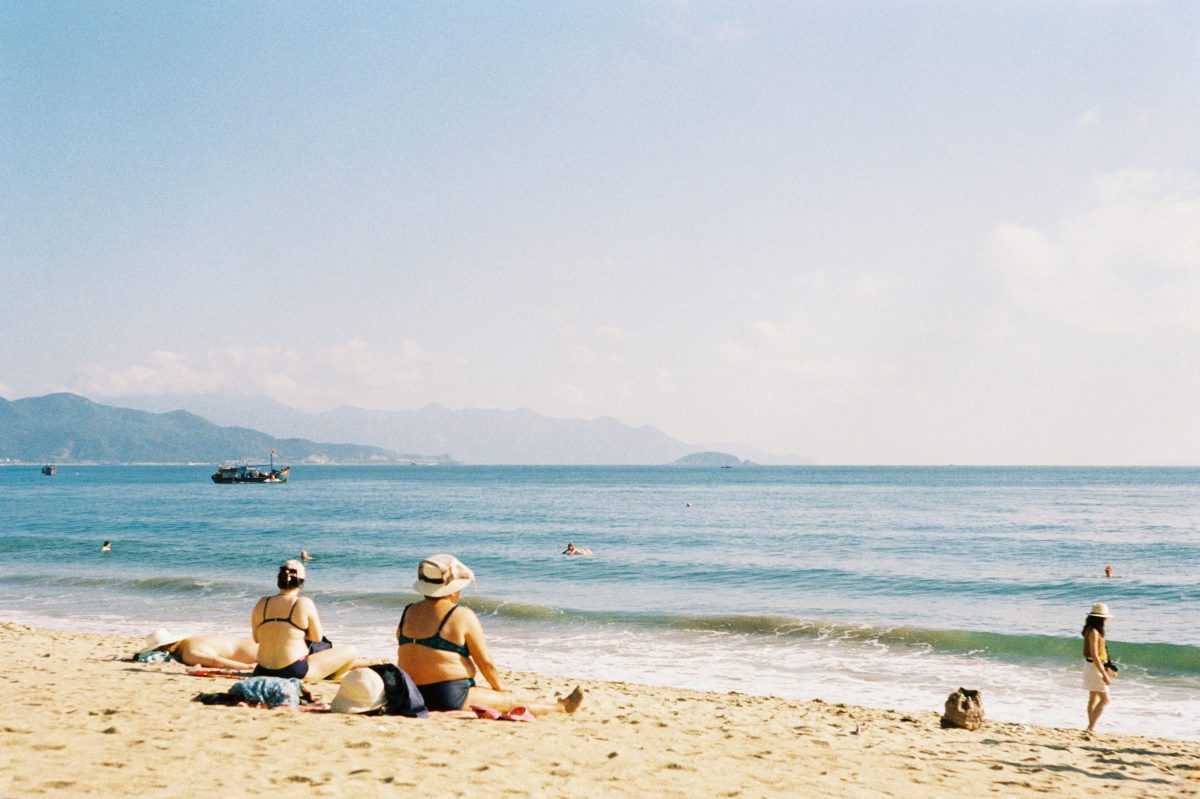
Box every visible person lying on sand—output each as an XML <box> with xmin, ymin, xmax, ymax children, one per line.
<box><xmin>397</xmin><ymin>553</ymin><xmax>584</xmax><ymax>716</ymax></box>
<box><xmin>137</xmin><ymin>629</ymin><xmax>258</xmax><ymax>670</ymax></box>
<box><xmin>251</xmin><ymin>559</ymin><xmax>358</xmax><ymax>682</ymax></box>
<box><xmin>562</xmin><ymin>542</ymin><xmax>592</xmax><ymax>556</ymax></box>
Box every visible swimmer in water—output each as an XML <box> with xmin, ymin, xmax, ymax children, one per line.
<box><xmin>562</xmin><ymin>542</ymin><xmax>592</xmax><ymax>557</ymax></box>
<box><xmin>1105</xmin><ymin>565</ymin><xmax>1113</xmax><ymax>578</ymax></box>
<box><xmin>101</xmin><ymin>541</ymin><xmax>112</xmax><ymax>552</ymax></box>
<box><xmin>300</xmin><ymin>550</ymin><xmax>314</xmax><ymax>562</ymax></box>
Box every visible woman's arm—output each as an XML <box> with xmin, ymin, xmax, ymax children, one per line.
<box><xmin>302</xmin><ymin>597</ymin><xmax>323</xmax><ymax>643</ymax></box>
<box><xmin>463</xmin><ymin>610</ymin><xmax>507</xmax><ymax>692</ymax></box>
<box><xmin>250</xmin><ymin>598</ymin><xmax>264</xmax><ymax>643</ymax></box>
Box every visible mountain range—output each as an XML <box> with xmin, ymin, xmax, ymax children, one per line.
<box><xmin>108</xmin><ymin>393</ymin><xmax>815</xmax><ymax>465</ymax></box>
<box><xmin>0</xmin><ymin>393</ymin><xmax>444</xmax><ymax>465</ymax></box>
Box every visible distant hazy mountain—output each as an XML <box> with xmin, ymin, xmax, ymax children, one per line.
<box><xmin>110</xmin><ymin>393</ymin><xmax>813</xmax><ymax>465</ymax></box>
<box><xmin>0</xmin><ymin>393</ymin><xmax>445</xmax><ymax>464</ymax></box>
<box><xmin>695</xmin><ymin>441</ymin><xmax>815</xmax><ymax>466</ymax></box>
<box><xmin>113</xmin><ymin>393</ymin><xmax>312</xmax><ymax>437</ymax></box>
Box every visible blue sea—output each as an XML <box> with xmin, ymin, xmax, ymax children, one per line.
<box><xmin>1</xmin><ymin>465</ymin><xmax>1197</xmax><ymax>739</ymax></box>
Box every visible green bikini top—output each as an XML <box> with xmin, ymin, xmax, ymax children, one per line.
<box><xmin>397</xmin><ymin>603</ymin><xmax>470</xmax><ymax>657</ymax></box>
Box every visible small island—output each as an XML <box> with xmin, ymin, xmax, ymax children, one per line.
<box><xmin>672</xmin><ymin>451</ymin><xmax>749</xmax><ymax>467</ymax></box>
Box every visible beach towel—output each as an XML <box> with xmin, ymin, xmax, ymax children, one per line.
<box><xmin>187</xmin><ymin>666</ymin><xmax>253</xmax><ymax>678</ymax></box>
<box><xmin>134</xmin><ymin>649</ymin><xmax>181</xmax><ymax>664</ymax></box>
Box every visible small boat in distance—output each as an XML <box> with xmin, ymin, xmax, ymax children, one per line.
<box><xmin>41</xmin><ymin>465</ymin><xmax>57</xmax><ymax>476</ymax></box>
<box><xmin>211</xmin><ymin>449</ymin><xmax>289</xmax><ymax>484</ymax></box>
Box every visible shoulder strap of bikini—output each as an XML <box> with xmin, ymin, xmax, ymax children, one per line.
<box><xmin>396</xmin><ymin>604</ymin><xmax>411</xmax><ymax>638</ymax></box>
<box><xmin>286</xmin><ymin>597</ymin><xmax>302</xmax><ymax>624</ymax></box>
<box><xmin>434</xmin><ymin>604</ymin><xmax>460</xmax><ymax>634</ymax></box>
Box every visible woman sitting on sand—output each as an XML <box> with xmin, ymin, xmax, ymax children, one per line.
<box><xmin>251</xmin><ymin>559</ymin><xmax>357</xmax><ymax>682</ymax></box>
<box><xmin>397</xmin><ymin>553</ymin><xmax>583</xmax><ymax>715</ymax></box>
<box><xmin>137</xmin><ymin>628</ymin><xmax>258</xmax><ymax>670</ymax></box>
<box><xmin>1082</xmin><ymin>602</ymin><xmax>1114</xmax><ymax>733</ymax></box>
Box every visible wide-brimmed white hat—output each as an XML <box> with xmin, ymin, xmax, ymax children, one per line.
<box><xmin>1089</xmin><ymin>603</ymin><xmax>1111</xmax><ymax>618</ymax></box>
<box><xmin>136</xmin><ymin>627</ymin><xmax>186</xmax><ymax>656</ymax></box>
<box><xmin>412</xmin><ymin>554</ymin><xmax>474</xmax><ymax>598</ymax></box>
<box><xmin>331</xmin><ymin>668</ymin><xmax>386</xmax><ymax>714</ymax></box>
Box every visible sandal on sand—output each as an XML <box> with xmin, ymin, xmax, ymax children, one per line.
<box><xmin>499</xmin><ymin>706</ymin><xmax>535</xmax><ymax>722</ymax></box>
<box><xmin>470</xmin><ymin>704</ymin><xmax>502</xmax><ymax>720</ymax></box>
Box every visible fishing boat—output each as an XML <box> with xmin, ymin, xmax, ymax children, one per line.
<box><xmin>211</xmin><ymin>450</ymin><xmax>289</xmax><ymax>484</ymax></box>
<box><xmin>41</xmin><ymin>465</ymin><xmax>57</xmax><ymax>476</ymax></box>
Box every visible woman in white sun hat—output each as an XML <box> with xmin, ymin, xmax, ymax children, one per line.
<box><xmin>396</xmin><ymin>553</ymin><xmax>583</xmax><ymax>715</ymax></box>
<box><xmin>1082</xmin><ymin>602</ymin><xmax>1116</xmax><ymax>733</ymax></box>
<box><xmin>251</xmin><ymin>558</ymin><xmax>358</xmax><ymax>682</ymax></box>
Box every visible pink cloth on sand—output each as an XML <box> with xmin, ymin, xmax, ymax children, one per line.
<box><xmin>470</xmin><ymin>704</ymin><xmax>535</xmax><ymax>722</ymax></box>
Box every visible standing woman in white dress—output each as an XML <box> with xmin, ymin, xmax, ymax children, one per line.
<box><xmin>1082</xmin><ymin>602</ymin><xmax>1113</xmax><ymax>733</ymax></box>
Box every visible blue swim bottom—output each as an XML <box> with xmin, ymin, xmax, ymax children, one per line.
<box><xmin>254</xmin><ymin>658</ymin><xmax>309</xmax><ymax>680</ymax></box>
<box><xmin>416</xmin><ymin>678</ymin><xmax>475</xmax><ymax>711</ymax></box>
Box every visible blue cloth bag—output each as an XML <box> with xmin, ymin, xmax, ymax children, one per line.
<box><xmin>369</xmin><ymin>664</ymin><xmax>429</xmax><ymax>718</ymax></box>
<box><xmin>229</xmin><ymin>676</ymin><xmax>304</xmax><ymax>708</ymax></box>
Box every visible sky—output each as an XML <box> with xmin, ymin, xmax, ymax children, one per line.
<box><xmin>2</xmin><ymin>1</ymin><xmax>1199</xmax><ymax>464</ymax></box>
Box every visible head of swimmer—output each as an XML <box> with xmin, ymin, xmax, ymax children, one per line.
<box><xmin>277</xmin><ymin>559</ymin><xmax>306</xmax><ymax>590</ymax></box>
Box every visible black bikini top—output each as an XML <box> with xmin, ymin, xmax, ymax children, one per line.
<box><xmin>259</xmin><ymin>596</ymin><xmax>306</xmax><ymax>631</ymax></box>
<box><xmin>397</xmin><ymin>604</ymin><xmax>470</xmax><ymax>657</ymax></box>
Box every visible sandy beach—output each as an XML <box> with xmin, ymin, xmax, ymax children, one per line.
<box><xmin>1</xmin><ymin>622</ymin><xmax>1197</xmax><ymax>798</ymax></box>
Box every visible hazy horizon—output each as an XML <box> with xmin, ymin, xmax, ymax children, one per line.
<box><xmin>4</xmin><ymin>3</ymin><xmax>1198</xmax><ymax>465</ymax></box>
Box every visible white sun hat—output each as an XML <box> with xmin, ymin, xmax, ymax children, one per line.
<box><xmin>412</xmin><ymin>554</ymin><xmax>475</xmax><ymax>598</ymax></box>
<box><xmin>136</xmin><ymin>627</ymin><xmax>187</xmax><ymax>656</ymax></box>
<box><xmin>331</xmin><ymin>668</ymin><xmax>387</xmax><ymax>714</ymax></box>
<box><xmin>1089</xmin><ymin>603</ymin><xmax>1111</xmax><ymax>618</ymax></box>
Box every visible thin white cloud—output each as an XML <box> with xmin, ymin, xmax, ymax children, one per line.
<box><xmin>75</xmin><ymin>351</ymin><xmax>223</xmax><ymax>397</ymax></box>
<box><xmin>67</xmin><ymin>339</ymin><xmax>447</xmax><ymax>412</ymax></box>
<box><xmin>852</xmin><ymin>273</ymin><xmax>888</xmax><ymax>301</ymax></box>
<box><xmin>717</xmin><ymin>320</ymin><xmax>861</xmax><ymax>386</ymax></box>
<box><xmin>642</xmin><ymin>0</ymin><xmax>752</xmax><ymax>46</ymax></box>
<box><xmin>1076</xmin><ymin>108</ymin><xmax>1101</xmax><ymax>128</ymax></box>
<box><xmin>989</xmin><ymin>170</ymin><xmax>1200</xmax><ymax>334</ymax></box>
<box><xmin>654</xmin><ymin>367</ymin><xmax>676</xmax><ymax>396</ymax></box>
<box><xmin>569</xmin><ymin>345</ymin><xmax>599</xmax><ymax>366</ymax></box>
<box><xmin>554</xmin><ymin>382</ymin><xmax>587</xmax><ymax>406</ymax></box>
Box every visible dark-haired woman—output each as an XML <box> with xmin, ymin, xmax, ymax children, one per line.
<box><xmin>1082</xmin><ymin>602</ymin><xmax>1113</xmax><ymax>733</ymax></box>
<box><xmin>251</xmin><ymin>559</ymin><xmax>357</xmax><ymax>682</ymax></box>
